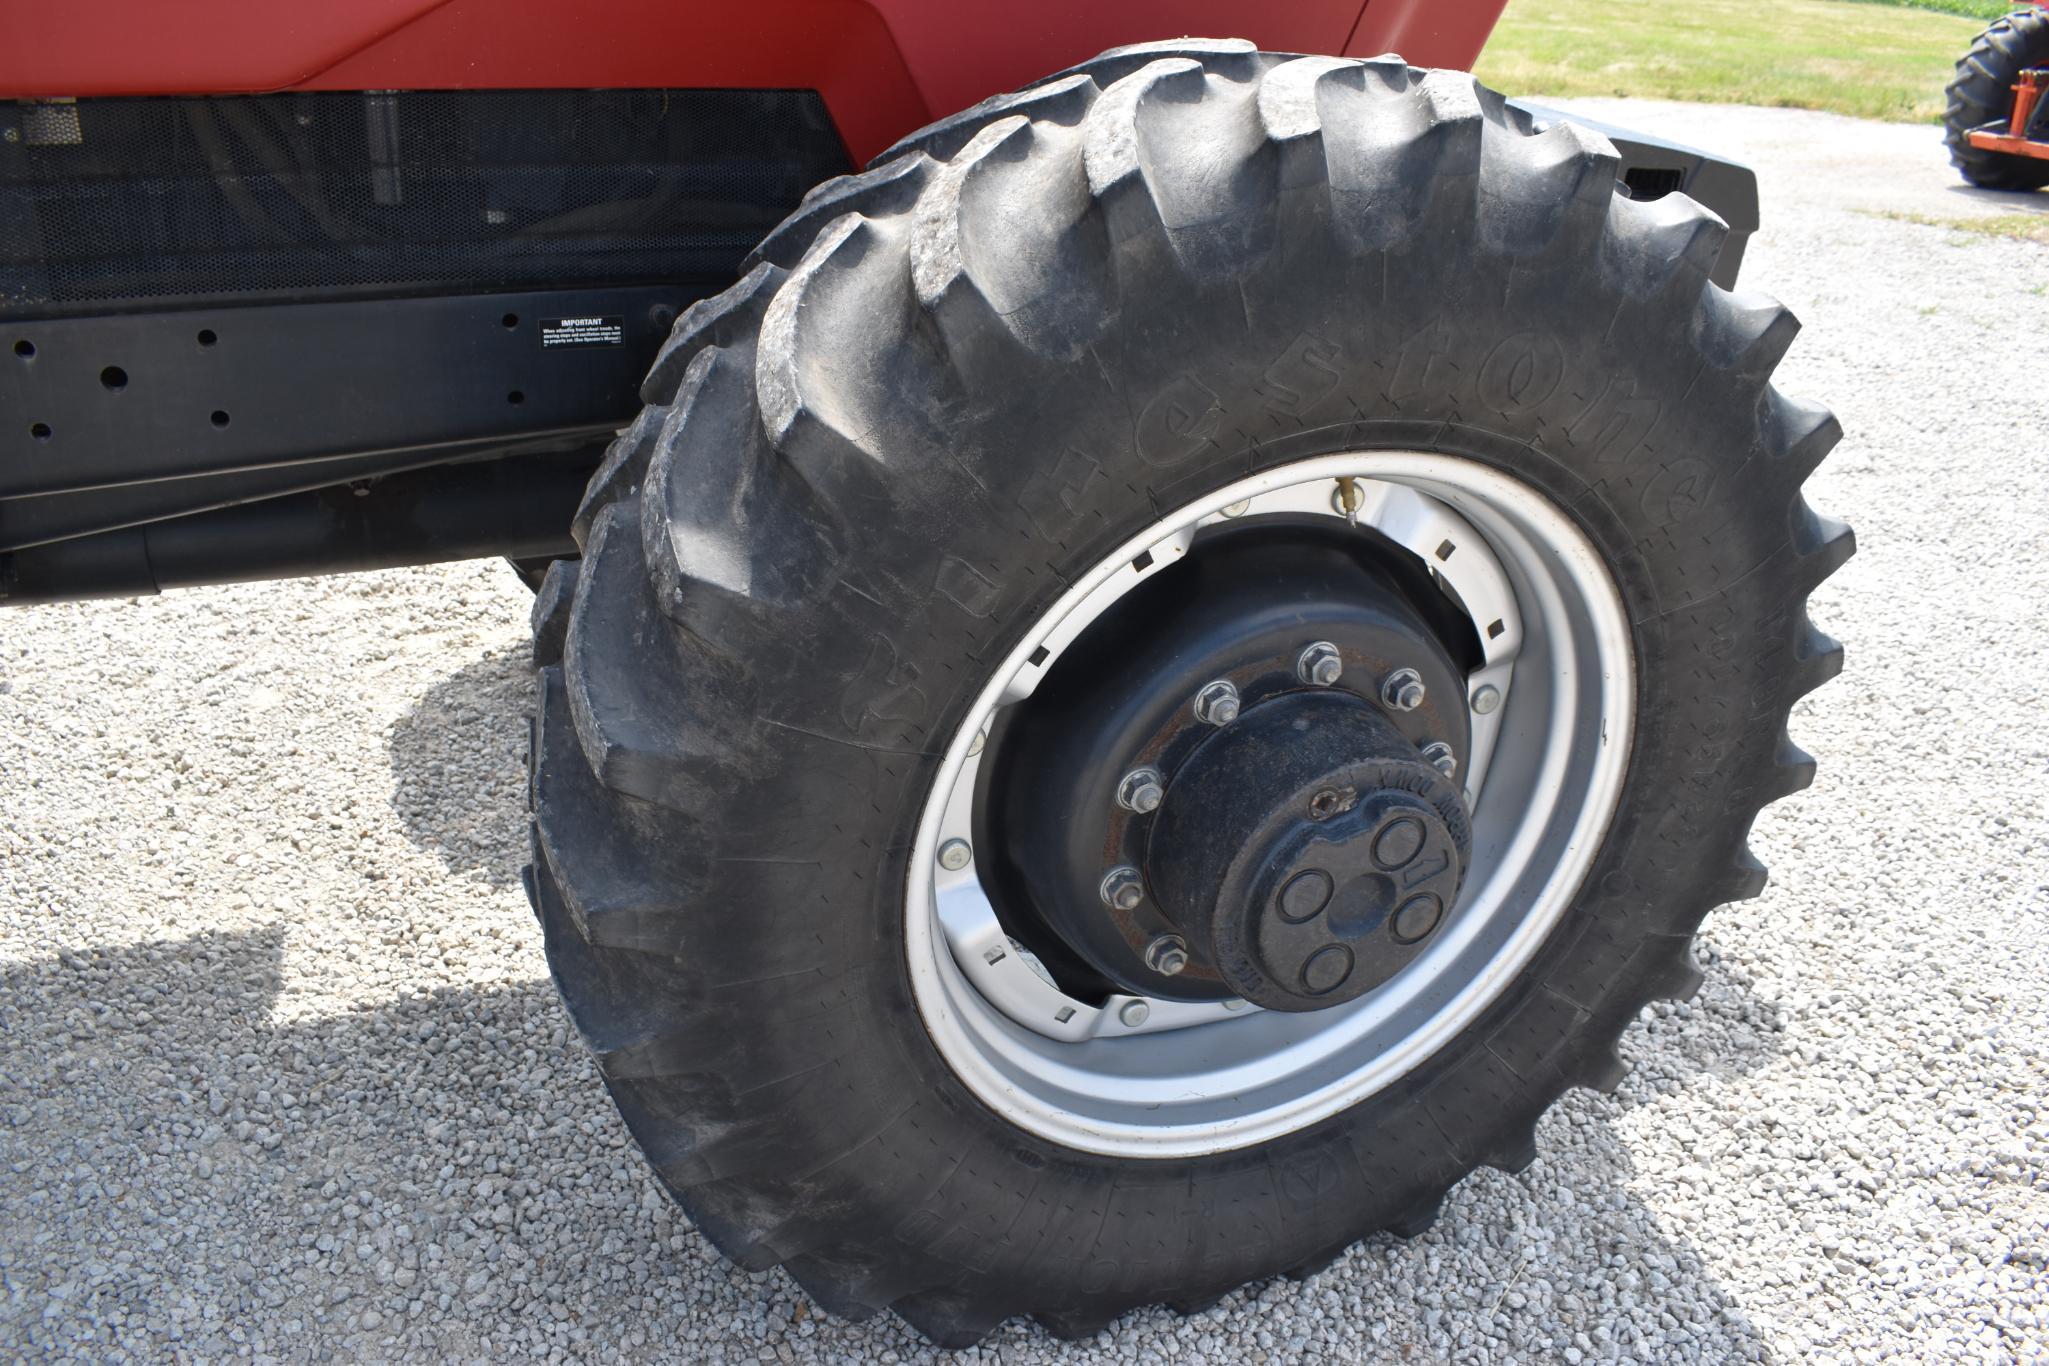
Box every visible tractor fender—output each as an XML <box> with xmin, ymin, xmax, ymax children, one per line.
<box><xmin>1514</xmin><ymin>101</ymin><xmax>1762</xmax><ymax>287</ymax></box>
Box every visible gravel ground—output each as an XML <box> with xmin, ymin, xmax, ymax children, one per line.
<box><xmin>4</xmin><ymin>102</ymin><xmax>2046</xmax><ymax>1363</ymax></box>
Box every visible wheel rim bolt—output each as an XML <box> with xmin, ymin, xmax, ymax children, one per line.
<box><xmin>1421</xmin><ymin>741</ymin><xmax>1457</xmax><ymax>778</ymax></box>
<box><xmin>1296</xmin><ymin>641</ymin><xmax>1343</xmax><ymax>688</ymax></box>
<box><xmin>1116</xmin><ymin>767</ymin><xmax>1166</xmax><ymax>814</ymax></box>
<box><xmin>966</xmin><ymin>727</ymin><xmax>987</xmax><ymax>757</ymax></box>
<box><xmin>937</xmin><ymin>839</ymin><xmax>973</xmax><ymax>871</ymax></box>
<box><xmin>1100</xmin><ymin>865</ymin><xmax>1145</xmax><ymax>911</ymax></box>
<box><xmin>1219</xmin><ymin>499</ymin><xmax>1251</xmax><ymax>518</ymax></box>
<box><xmin>1380</xmin><ymin>667</ymin><xmax>1426</xmax><ymax>712</ymax></box>
<box><xmin>1470</xmin><ymin>683</ymin><xmax>1501</xmax><ymax>716</ymax></box>
<box><xmin>1193</xmin><ymin>679</ymin><xmax>1241</xmax><ymax>726</ymax></box>
<box><xmin>1118</xmin><ymin>999</ymin><xmax>1151</xmax><ymax>1028</ymax></box>
<box><xmin>1143</xmin><ymin>934</ymin><xmax>1189</xmax><ymax>976</ymax></box>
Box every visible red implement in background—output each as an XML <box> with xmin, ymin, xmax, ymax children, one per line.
<box><xmin>0</xmin><ymin>0</ymin><xmax>1507</xmax><ymax>165</ymax></box>
<box><xmin>1969</xmin><ymin>68</ymin><xmax>2049</xmax><ymax>162</ymax></box>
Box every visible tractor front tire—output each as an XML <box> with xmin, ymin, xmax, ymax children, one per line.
<box><xmin>1944</xmin><ymin>8</ymin><xmax>2049</xmax><ymax>191</ymax></box>
<box><xmin>525</xmin><ymin>40</ymin><xmax>1849</xmax><ymax>1345</ymax></box>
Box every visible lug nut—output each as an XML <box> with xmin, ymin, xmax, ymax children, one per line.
<box><xmin>937</xmin><ymin>838</ymin><xmax>973</xmax><ymax>871</ymax></box>
<box><xmin>1421</xmin><ymin>741</ymin><xmax>1457</xmax><ymax>778</ymax></box>
<box><xmin>1380</xmin><ymin>667</ymin><xmax>1426</xmax><ymax>712</ymax></box>
<box><xmin>1143</xmin><ymin>934</ymin><xmax>1189</xmax><ymax>976</ymax></box>
<box><xmin>1119</xmin><ymin>999</ymin><xmax>1151</xmax><ymax>1028</ymax></box>
<box><xmin>1469</xmin><ymin>683</ymin><xmax>1501</xmax><ymax>716</ymax></box>
<box><xmin>1296</xmin><ymin>641</ymin><xmax>1343</xmax><ymax>687</ymax></box>
<box><xmin>1117</xmin><ymin>767</ymin><xmax>1165</xmax><ymax>814</ymax></box>
<box><xmin>1099</xmin><ymin>865</ymin><xmax>1145</xmax><ymax>911</ymax></box>
<box><xmin>1193</xmin><ymin>679</ymin><xmax>1241</xmax><ymax>726</ymax></box>
<box><xmin>1219</xmin><ymin>499</ymin><xmax>1251</xmax><ymax>518</ymax></box>
<box><xmin>966</xmin><ymin>727</ymin><xmax>987</xmax><ymax>757</ymax></box>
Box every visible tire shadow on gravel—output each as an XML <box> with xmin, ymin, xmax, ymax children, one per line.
<box><xmin>385</xmin><ymin>645</ymin><xmax>533</xmax><ymax>889</ymax></box>
<box><xmin>0</xmin><ymin>926</ymin><xmax>1782</xmax><ymax>1360</ymax></box>
<box><xmin>1215</xmin><ymin>943</ymin><xmax>1790</xmax><ymax>1359</ymax></box>
<box><xmin>1619</xmin><ymin>938</ymin><xmax>1791</xmax><ymax>1096</ymax></box>
<box><xmin>0</xmin><ymin>926</ymin><xmax>936</xmax><ymax>1361</ymax></box>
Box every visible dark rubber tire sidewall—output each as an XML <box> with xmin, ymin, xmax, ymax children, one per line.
<box><xmin>528</xmin><ymin>51</ymin><xmax>1848</xmax><ymax>1342</ymax></box>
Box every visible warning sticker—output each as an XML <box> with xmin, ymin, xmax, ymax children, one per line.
<box><xmin>540</xmin><ymin>316</ymin><xmax>625</xmax><ymax>349</ymax></box>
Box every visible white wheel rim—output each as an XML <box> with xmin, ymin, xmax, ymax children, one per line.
<box><xmin>906</xmin><ymin>452</ymin><xmax>1635</xmax><ymax>1157</ymax></box>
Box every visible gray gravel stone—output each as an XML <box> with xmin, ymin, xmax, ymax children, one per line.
<box><xmin>3</xmin><ymin>101</ymin><xmax>2046</xmax><ymax>1362</ymax></box>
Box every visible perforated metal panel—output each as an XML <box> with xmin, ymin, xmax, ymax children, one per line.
<box><xmin>0</xmin><ymin>89</ymin><xmax>849</xmax><ymax>316</ymax></box>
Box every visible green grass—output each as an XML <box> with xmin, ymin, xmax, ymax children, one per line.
<box><xmin>1841</xmin><ymin>0</ymin><xmax>2016</xmax><ymax>17</ymax></box>
<box><xmin>1862</xmin><ymin>208</ymin><xmax>2049</xmax><ymax>241</ymax></box>
<box><xmin>1475</xmin><ymin>0</ymin><xmax>1992</xmax><ymax>122</ymax></box>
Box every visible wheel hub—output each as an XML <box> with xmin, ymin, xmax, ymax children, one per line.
<box><xmin>905</xmin><ymin>453</ymin><xmax>1634</xmax><ymax>1157</ymax></box>
<box><xmin>1146</xmin><ymin>693</ymin><xmax>1470</xmax><ymax>1012</ymax></box>
<box><xmin>987</xmin><ymin>525</ymin><xmax>1474</xmax><ymax>1003</ymax></box>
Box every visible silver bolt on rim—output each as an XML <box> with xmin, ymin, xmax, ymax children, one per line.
<box><xmin>1115</xmin><ymin>767</ymin><xmax>1166</xmax><ymax>814</ymax></box>
<box><xmin>1193</xmin><ymin>679</ymin><xmax>1241</xmax><ymax>726</ymax></box>
<box><xmin>1380</xmin><ymin>666</ymin><xmax>1427</xmax><ymax>712</ymax></box>
<box><xmin>907</xmin><ymin>452</ymin><xmax>1635</xmax><ymax>1157</ymax></box>
<box><xmin>1296</xmin><ymin>641</ymin><xmax>1344</xmax><ymax>687</ymax></box>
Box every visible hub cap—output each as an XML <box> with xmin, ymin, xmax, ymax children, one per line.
<box><xmin>907</xmin><ymin>453</ymin><xmax>1635</xmax><ymax>1156</ymax></box>
<box><xmin>1147</xmin><ymin>694</ymin><xmax>1471</xmax><ymax>1012</ymax></box>
<box><xmin>988</xmin><ymin>526</ymin><xmax>1472</xmax><ymax>1002</ymax></box>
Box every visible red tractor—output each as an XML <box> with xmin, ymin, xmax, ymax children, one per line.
<box><xmin>1946</xmin><ymin>5</ymin><xmax>2049</xmax><ymax>189</ymax></box>
<box><xmin>0</xmin><ymin>1</ymin><xmax>1848</xmax><ymax>1344</ymax></box>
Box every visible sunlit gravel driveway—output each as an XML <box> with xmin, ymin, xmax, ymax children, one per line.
<box><xmin>3</xmin><ymin>100</ymin><xmax>2045</xmax><ymax>1361</ymax></box>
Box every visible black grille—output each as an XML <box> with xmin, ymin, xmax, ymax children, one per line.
<box><xmin>0</xmin><ymin>89</ymin><xmax>850</xmax><ymax>316</ymax></box>
<box><xmin>1621</xmin><ymin>165</ymin><xmax>1686</xmax><ymax>202</ymax></box>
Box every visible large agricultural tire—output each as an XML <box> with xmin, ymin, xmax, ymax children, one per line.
<box><xmin>1944</xmin><ymin>8</ymin><xmax>2049</xmax><ymax>192</ymax></box>
<box><xmin>524</xmin><ymin>39</ymin><xmax>1851</xmax><ymax>1345</ymax></box>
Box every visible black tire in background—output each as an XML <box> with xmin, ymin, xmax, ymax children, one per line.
<box><xmin>1944</xmin><ymin>8</ymin><xmax>2049</xmax><ymax>191</ymax></box>
<box><xmin>524</xmin><ymin>40</ymin><xmax>1851</xmax><ymax>1345</ymax></box>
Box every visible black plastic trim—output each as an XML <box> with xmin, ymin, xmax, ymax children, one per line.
<box><xmin>1512</xmin><ymin>100</ymin><xmax>1762</xmax><ymax>289</ymax></box>
<box><xmin>0</xmin><ymin>452</ymin><xmax>593</xmax><ymax>604</ymax></box>
<box><xmin>0</xmin><ymin>282</ymin><xmax>713</xmax><ymax>553</ymax></box>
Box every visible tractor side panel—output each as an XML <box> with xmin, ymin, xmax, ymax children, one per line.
<box><xmin>0</xmin><ymin>0</ymin><xmax>1508</xmax><ymax>165</ymax></box>
<box><xmin>1346</xmin><ymin>0</ymin><xmax>1507</xmax><ymax>67</ymax></box>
